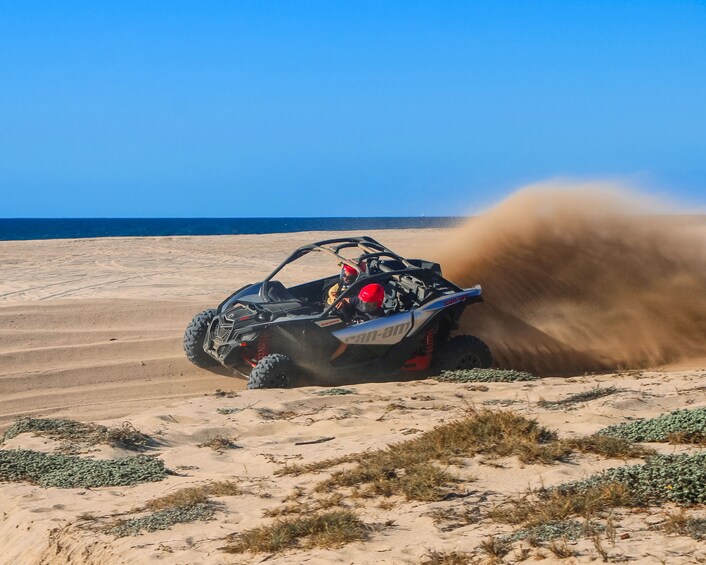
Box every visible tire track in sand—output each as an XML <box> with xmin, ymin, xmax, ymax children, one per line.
<box><xmin>0</xmin><ymin>299</ymin><xmax>241</xmax><ymax>428</ymax></box>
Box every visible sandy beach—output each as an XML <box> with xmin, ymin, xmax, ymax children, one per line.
<box><xmin>4</xmin><ymin>1</ymin><xmax>705</xmax><ymax>561</ymax></box>
<box><xmin>1</xmin><ymin>217</ymin><xmax>705</xmax><ymax>564</ymax></box>
<box><xmin>0</xmin><ymin>229</ymin><xmax>436</xmax><ymax>426</ymax></box>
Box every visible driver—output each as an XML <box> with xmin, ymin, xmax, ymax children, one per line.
<box><xmin>326</xmin><ymin>263</ymin><xmax>360</xmax><ymax>306</ymax></box>
<box><xmin>345</xmin><ymin>283</ymin><xmax>386</xmax><ymax>323</ymax></box>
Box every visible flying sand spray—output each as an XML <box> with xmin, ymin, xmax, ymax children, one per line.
<box><xmin>434</xmin><ymin>181</ymin><xmax>706</xmax><ymax>375</ymax></box>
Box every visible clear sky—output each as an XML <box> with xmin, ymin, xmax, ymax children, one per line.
<box><xmin>1</xmin><ymin>1</ymin><xmax>705</xmax><ymax>217</ymax></box>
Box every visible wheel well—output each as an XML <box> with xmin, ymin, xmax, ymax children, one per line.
<box><xmin>435</xmin><ymin>313</ymin><xmax>457</xmax><ymax>343</ymax></box>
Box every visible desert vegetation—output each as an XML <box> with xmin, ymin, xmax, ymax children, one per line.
<box><xmin>223</xmin><ymin>510</ymin><xmax>370</xmax><ymax>554</ymax></box>
<box><xmin>491</xmin><ymin>451</ymin><xmax>706</xmax><ymax>531</ymax></box>
<box><xmin>598</xmin><ymin>407</ymin><xmax>706</xmax><ymax>444</ymax></box>
<box><xmin>2</xmin><ymin>373</ymin><xmax>704</xmax><ymax>563</ymax></box>
<box><xmin>0</xmin><ymin>449</ymin><xmax>165</xmax><ymax>488</ymax></box>
<box><xmin>537</xmin><ymin>385</ymin><xmax>621</xmax><ymax>410</ymax></box>
<box><xmin>2</xmin><ymin>417</ymin><xmax>150</xmax><ymax>453</ymax></box>
<box><xmin>436</xmin><ymin>369</ymin><xmax>538</xmax><ymax>383</ymax></box>
<box><xmin>102</xmin><ymin>481</ymin><xmax>242</xmax><ymax>537</ymax></box>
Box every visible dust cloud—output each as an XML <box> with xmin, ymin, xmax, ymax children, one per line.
<box><xmin>434</xmin><ymin>181</ymin><xmax>706</xmax><ymax>375</ymax></box>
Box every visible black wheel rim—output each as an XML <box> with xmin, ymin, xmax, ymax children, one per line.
<box><xmin>457</xmin><ymin>353</ymin><xmax>482</xmax><ymax>369</ymax></box>
<box><xmin>271</xmin><ymin>372</ymin><xmax>289</xmax><ymax>388</ymax></box>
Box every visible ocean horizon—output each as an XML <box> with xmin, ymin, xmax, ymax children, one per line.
<box><xmin>0</xmin><ymin>217</ymin><xmax>464</xmax><ymax>241</ymax></box>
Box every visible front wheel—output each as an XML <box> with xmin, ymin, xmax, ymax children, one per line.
<box><xmin>434</xmin><ymin>335</ymin><xmax>493</xmax><ymax>371</ymax></box>
<box><xmin>247</xmin><ymin>354</ymin><xmax>295</xmax><ymax>389</ymax></box>
<box><xmin>183</xmin><ymin>309</ymin><xmax>219</xmax><ymax>368</ymax></box>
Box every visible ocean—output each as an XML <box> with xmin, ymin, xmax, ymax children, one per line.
<box><xmin>0</xmin><ymin>217</ymin><xmax>462</xmax><ymax>241</ymax></box>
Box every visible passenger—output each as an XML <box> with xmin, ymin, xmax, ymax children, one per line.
<box><xmin>346</xmin><ymin>283</ymin><xmax>386</xmax><ymax>324</ymax></box>
<box><xmin>326</xmin><ymin>263</ymin><xmax>359</xmax><ymax>305</ymax></box>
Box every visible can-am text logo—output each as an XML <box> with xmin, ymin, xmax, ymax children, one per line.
<box><xmin>344</xmin><ymin>321</ymin><xmax>412</xmax><ymax>344</ymax></box>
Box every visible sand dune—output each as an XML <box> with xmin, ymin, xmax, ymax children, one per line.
<box><xmin>0</xmin><ymin>230</ymin><xmax>437</xmax><ymax>426</ymax></box>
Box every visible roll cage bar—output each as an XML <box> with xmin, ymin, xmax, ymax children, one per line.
<box><xmin>256</xmin><ymin>236</ymin><xmax>460</xmax><ymax>315</ymax></box>
<box><xmin>260</xmin><ymin>236</ymin><xmax>417</xmax><ymax>301</ymax></box>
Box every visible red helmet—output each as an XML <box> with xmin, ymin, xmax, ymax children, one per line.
<box><xmin>357</xmin><ymin>283</ymin><xmax>385</xmax><ymax>313</ymax></box>
<box><xmin>340</xmin><ymin>263</ymin><xmax>358</xmax><ymax>284</ymax></box>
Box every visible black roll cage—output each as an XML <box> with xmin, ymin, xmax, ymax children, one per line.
<box><xmin>257</xmin><ymin>236</ymin><xmax>461</xmax><ymax>317</ymax></box>
<box><xmin>260</xmin><ymin>236</ymin><xmax>414</xmax><ymax>300</ymax></box>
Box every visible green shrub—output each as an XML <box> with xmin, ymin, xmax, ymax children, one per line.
<box><xmin>569</xmin><ymin>451</ymin><xmax>706</xmax><ymax>505</ymax></box>
<box><xmin>598</xmin><ymin>408</ymin><xmax>706</xmax><ymax>443</ymax></box>
<box><xmin>316</xmin><ymin>388</ymin><xmax>355</xmax><ymax>396</ymax></box>
<box><xmin>502</xmin><ymin>520</ymin><xmax>592</xmax><ymax>543</ymax></box>
<box><xmin>437</xmin><ymin>369</ymin><xmax>538</xmax><ymax>383</ymax></box>
<box><xmin>491</xmin><ymin>452</ymin><xmax>706</xmax><ymax>527</ymax></box>
<box><xmin>108</xmin><ymin>503</ymin><xmax>215</xmax><ymax>537</ymax></box>
<box><xmin>0</xmin><ymin>449</ymin><xmax>165</xmax><ymax>488</ymax></box>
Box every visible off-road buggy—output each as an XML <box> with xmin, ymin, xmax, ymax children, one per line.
<box><xmin>184</xmin><ymin>236</ymin><xmax>492</xmax><ymax>389</ymax></box>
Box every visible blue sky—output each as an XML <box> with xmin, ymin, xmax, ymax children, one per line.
<box><xmin>1</xmin><ymin>1</ymin><xmax>705</xmax><ymax>217</ymax></box>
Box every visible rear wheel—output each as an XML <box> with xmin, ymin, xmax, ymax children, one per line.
<box><xmin>434</xmin><ymin>335</ymin><xmax>493</xmax><ymax>371</ymax></box>
<box><xmin>184</xmin><ymin>309</ymin><xmax>219</xmax><ymax>368</ymax></box>
<box><xmin>247</xmin><ymin>354</ymin><xmax>295</xmax><ymax>389</ymax></box>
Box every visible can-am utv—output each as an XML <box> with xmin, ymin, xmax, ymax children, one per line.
<box><xmin>184</xmin><ymin>236</ymin><xmax>491</xmax><ymax>389</ymax></box>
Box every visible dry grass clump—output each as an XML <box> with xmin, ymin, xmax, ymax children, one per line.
<box><xmin>280</xmin><ymin>409</ymin><xmax>649</xmax><ymax>502</ymax></box>
<box><xmin>0</xmin><ymin>449</ymin><xmax>165</xmax><ymax>488</ymax></box>
<box><xmin>414</xmin><ymin>410</ymin><xmax>563</xmax><ymax>464</ymax></box>
<box><xmin>213</xmin><ymin>389</ymin><xmax>240</xmax><ymax>398</ymax></box>
<box><xmin>478</xmin><ymin>536</ymin><xmax>511</xmax><ymax>561</ymax></box>
<box><xmin>598</xmin><ymin>407</ymin><xmax>706</xmax><ymax>444</ymax></box>
<box><xmin>197</xmin><ymin>435</ymin><xmax>239</xmax><ymax>451</ymax></box>
<box><xmin>283</xmin><ymin>409</ymin><xmax>565</xmax><ymax>480</ymax></box>
<box><xmin>320</xmin><ymin>459</ymin><xmax>459</xmax><ymax>502</ymax></box>
<box><xmin>1</xmin><ymin>418</ymin><xmax>150</xmax><ymax>452</ymax></box>
<box><xmin>427</xmin><ymin>504</ymin><xmax>480</xmax><ymax>530</ymax></box>
<box><xmin>262</xmin><ymin>493</ymin><xmax>345</xmax><ymax>518</ymax></box>
<box><xmin>223</xmin><ymin>510</ymin><xmax>369</xmax><ymax>554</ymax></box>
<box><xmin>314</xmin><ymin>410</ymin><xmax>567</xmax><ymax>501</ymax></box>
<box><xmin>663</xmin><ymin>509</ymin><xmax>706</xmax><ymax>541</ymax></box>
<box><xmin>216</xmin><ymin>407</ymin><xmax>242</xmax><ymax>415</ymax></box>
<box><xmin>257</xmin><ymin>408</ymin><xmax>299</xmax><ymax>420</ymax></box>
<box><xmin>490</xmin><ymin>482</ymin><xmax>634</xmax><ymax>528</ymax></box>
<box><xmin>561</xmin><ymin>434</ymin><xmax>654</xmax><ymax>459</ymax></box>
<box><xmin>104</xmin><ymin>422</ymin><xmax>151</xmax><ymax>449</ymax></box>
<box><xmin>277</xmin><ymin>453</ymin><xmax>360</xmax><ymax>477</ymax></box>
<box><xmin>420</xmin><ymin>549</ymin><xmax>474</xmax><ymax>564</ymax></box>
<box><xmin>537</xmin><ymin>386</ymin><xmax>621</xmax><ymax>410</ymax></box>
<box><xmin>146</xmin><ymin>481</ymin><xmax>240</xmax><ymax>512</ymax></box>
<box><xmin>547</xmin><ymin>538</ymin><xmax>575</xmax><ymax>558</ymax></box>
<box><xmin>105</xmin><ymin>481</ymin><xmax>241</xmax><ymax>537</ymax></box>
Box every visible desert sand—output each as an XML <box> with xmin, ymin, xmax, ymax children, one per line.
<box><xmin>0</xmin><ymin>229</ymin><xmax>437</xmax><ymax>426</ymax></box>
<box><xmin>1</xmin><ymin>189</ymin><xmax>706</xmax><ymax>564</ymax></box>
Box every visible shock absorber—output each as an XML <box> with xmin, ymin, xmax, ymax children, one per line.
<box><xmin>403</xmin><ymin>329</ymin><xmax>435</xmax><ymax>371</ymax></box>
<box><xmin>257</xmin><ymin>334</ymin><xmax>269</xmax><ymax>361</ymax></box>
<box><xmin>424</xmin><ymin>329</ymin><xmax>434</xmax><ymax>357</ymax></box>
